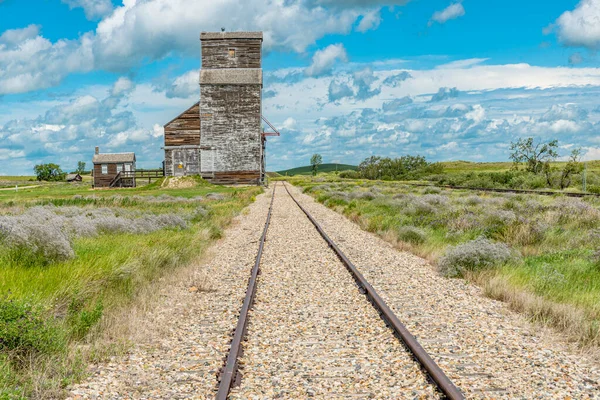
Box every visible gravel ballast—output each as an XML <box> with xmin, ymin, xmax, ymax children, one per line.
<box><xmin>229</xmin><ymin>185</ymin><xmax>439</xmax><ymax>399</ymax></box>
<box><xmin>287</xmin><ymin>183</ymin><xmax>600</xmax><ymax>399</ymax></box>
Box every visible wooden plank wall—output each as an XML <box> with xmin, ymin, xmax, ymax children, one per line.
<box><xmin>200</xmin><ymin>84</ymin><xmax>262</xmax><ymax>175</ymax></box>
<box><xmin>93</xmin><ymin>164</ymin><xmax>117</xmax><ymax>188</ymax></box>
<box><xmin>164</xmin><ymin>103</ymin><xmax>201</xmax><ymax>147</ymax></box>
<box><xmin>202</xmin><ymin>39</ymin><xmax>261</xmax><ymax>69</ymax></box>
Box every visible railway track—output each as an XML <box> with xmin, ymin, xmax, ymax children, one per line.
<box><xmin>216</xmin><ymin>182</ymin><xmax>463</xmax><ymax>399</ymax></box>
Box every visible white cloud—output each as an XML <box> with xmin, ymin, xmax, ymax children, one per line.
<box><xmin>163</xmin><ymin>69</ymin><xmax>199</xmax><ymax>99</ymax></box>
<box><xmin>62</xmin><ymin>0</ymin><xmax>113</xmax><ymax>19</ymax></box>
<box><xmin>569</xmin><ymin>52</ymin><xmax>584</xmax><ymax>64</ymax></box>
<box><xmin>0</xmin><ymin>0</ymin><xmax>395</xmax><ymax>94</ymax></box>
<box><xmin>436</xmin><ymin>58</ymin><xmax>489</xmax><ymax>69</ymax></box>
<box><xmin>0</xmin><ymin>149</ymin><xmax>26</xmax><ymax>161</ymax></box>
<box><xmin>553</xmin><ymin>0</ymin><xmax>600</xmax><ymax>50</ymax></box>
<box><xmin>549</xmin><ymin>119</ymin><xmax>582</xmax><ymax>133</ymax></box>
<box><xmin>356</xmin><ymin>9</ymin><xmax>382</xmax><ymax>32</ymax></box>
<box><xmin>282</xmin><ymin>117</ymin><xmax>297</xmax><ymax>130</ymax></box>
<box><xmin>0</xmin><ymin>28</ymin><xmax>94</xmax><ymax>94</ymax></box>
<box><xmin>429</xmin><ymin>2</ymin><xmax>465</xmax><ymax>26</ymax></box>
<box><xmin>0</xmin><ymin>24</ymin><xmax>40</xmax><ymax>45</ymax></box>
<box><xmin>110</xmin><ymin>77</ymin><xmax>135</xmax><ymax>97</ymax></box>
<box><xmin>305</xmin><ymin>44</ymin><xmax>348</xmax><ymax>77</ymax></box>
<box><xmin>583</xmin><ymin>147</ymin><xmax>600</xmax><ymax>161</ymax></box>
<box><xmin>465</xmin><ymin>104</ymin><xmax>485</xmax><ymax>123</ymax></box>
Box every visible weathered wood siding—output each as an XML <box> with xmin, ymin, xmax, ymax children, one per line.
<box><xmin>164</xmin><ymin>103</ymin><xmax>200</xmax><ymax>147</ymax></box>
<box><xmin>93</xmin><ymin>163</ymin><xmax>117</xmax><ymax>188</ymax></box>
<box><xmin>200</xmin><ymin>84</ymin><xmax>261</xmax><ymax>175</ymax></box>
<box><xmin>201</xmin><ymin>39</ymin><xmax>261</xmax><ymax>69</ymax></box>
<box><xmin>93</xmin><ymin>163</ymin><xmax>135</xmax><ymax>187</ymax></box>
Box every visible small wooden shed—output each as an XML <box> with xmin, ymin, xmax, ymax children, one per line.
<box><xmin>92</xmin><ymin>147</ymin><xmax>136</xmax><ymax>188</ymax></box>
<box><xmin>66</xmin><ymin>173</ymin><xmax>82</xmax><ymax>182</ymax></box>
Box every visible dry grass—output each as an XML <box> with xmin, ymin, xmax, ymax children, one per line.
<box><xmin>475</xmin><ymin>271</ymin><xmax>600</xmax><ymax>348</ymax></box>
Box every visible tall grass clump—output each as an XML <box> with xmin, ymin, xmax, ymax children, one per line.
<box><xmin>397</xmin><ymin>226</ymin><xmax>427</xmax><ymax>245</ymax></box>
<box><xmin>438</xmin><ymin>237</ymin><xmax>518</xmax><ymax>278</ymax></box>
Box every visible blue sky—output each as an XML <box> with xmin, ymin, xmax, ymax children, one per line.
<box><xmin>0</xmin><ymin>0</ymin><xmax>599</xmax><ymax>174</ymax></box>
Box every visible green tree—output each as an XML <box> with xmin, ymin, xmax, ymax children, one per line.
<box><xmin>310</xmin><ymin>154</ymin><xmax>323</xmax><ymax>176</ymax></box>
<box><xmin>76</xmin><ymin>161</ymin><xmax>86</xmax><ymax>174</ymax></box>
<box><xmin>509</xmin><ymin>137</ymin><xmax>558</xmax><ymax>174</ymax></box>
<box><xmin>559</xmin><ymin>148</ymin><xmax>583</xmax><ymax>189</ymax></box>
<box><xmin>33</xmin><ymin>163</ymin><xmax>66</xmax><ymax>182</ymax></box>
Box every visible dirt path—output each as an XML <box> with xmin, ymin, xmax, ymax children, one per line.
<box><xmin>0</xmin><ymin>185</ymin><xmax>41</xmax><ymax>191</ymax></box>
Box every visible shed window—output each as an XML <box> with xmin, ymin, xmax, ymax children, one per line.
<box><xmin>228</xmin><ymin>48</ymin><xmax>236</xmax><ymax>58</ymax></box>
<box><xmin>116</xmin><ymin>164</ymin><xmax>123</xmax><ymax>172</ymax></box>
<box><xmin>124</xmin><ymin>164</ymin><xmax>131</xmax><ymax>172</ymax></box>
<box><xmin>101</xmin><ymin>164</ymin><xmax>108</xmax><ymax>174</ymax></box>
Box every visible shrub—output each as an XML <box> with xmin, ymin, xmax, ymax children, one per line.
<box><xmin>463</xmin><ymin>195</ymin><xmax>483</xmax><ymax>206</ymax></box>
<box><xmin>587</xmin><ymin>185</ymin><xmax>600</xmax><ymax>194</ymax></box>
<box><xmin>422</xmin><ymin>186</ymin><xmax>441</xmax><ymax>194</ymax></box>
<box><xmin>0</xmin><ymin>299</ymin><xmax>66</xmax><ymax>358</ymax></box>
<box><xmin>438</xmin><ymin>237</ymin><xmax>516</xmax><ymax>277</ymax></box>
<box><xmin>422</xmin><ymin>194</ymin><xmax>449</xmax><ymax>206</ymax></box>
<box><xmin>339</xmin><ymin>170</ymin><xmax>360</xmax><ymax>179</ymax></box>
<box><xmin>397</xmin><ymin>226</ymin><xmax>427</xmax><ymax>244</ymax></box>
<box><xmin>349</xmin><ymin>191</ymin><xmax>377</xmax><ymax>201</ymax></box>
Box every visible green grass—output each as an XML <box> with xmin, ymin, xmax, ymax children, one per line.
<box><xmin>290</xmin><ymin>175</ymin><xmax>600</xmax><ymax>347</ymax></box>
<box><xmin>0</xmin><ymin>176</ymin><xmax>262</xmax><ymax>398</ymax></box>
<box><xmin>276</xmin><ymin>163</ymin><xmax>357</xmax><ymax>176</ymax></box>
<box><xmin>439</xmin><ymin>160</ymin><xmax>600</xmax><ymax>174</ymax></box>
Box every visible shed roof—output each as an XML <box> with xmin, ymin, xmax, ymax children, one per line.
<box><xmin>66</xmin><ymin>173</ymin><xmax>81</xmax><ymax>181</ymax></box>
<box><xmin>93</xmin><ymin>153</ymin><xmax>135</xmax><ymax>164</ymax></box>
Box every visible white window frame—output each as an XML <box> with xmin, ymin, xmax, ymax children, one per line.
<box><xmin>116</xmin><ymin>164</ymin><xmax>123</xmax><ymax>173</ymax></box>
<box><xmin>124</xmin><ymin>163</ymin><xmax>131</xmax><ymax>172</ymax></box>
<box><xmin>101</xmin><ymin>164</ymin><xmax>108</xmax><ymax>174</ymax></box>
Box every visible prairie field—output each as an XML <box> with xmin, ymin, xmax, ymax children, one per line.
<box><xmin>288</xmin><ymin>175</ymin><xmax>600</xmax><ymax>348</ymax></box>
<box><xmin>0</xmin><ymin>177</ymin><xmax>261</xmax><ymax>399</ymax></box>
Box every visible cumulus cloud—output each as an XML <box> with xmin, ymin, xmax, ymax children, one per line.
<box><xmin>430</xmin><ymin>87</ymin><xmax>460</xmax><ymax>102</ymax></box>
<box><xmin>552</xmin><ymin>0</ymin><xmax>600</xmax><ymax>50</ymax></box>
<box><xmin>305</xmin><ymin>43</ymin><xmax>348</xmax><ymax>77</ymax></box>
<box><xmin>569</xmin><ymin>52</ymin><xmax>584</xmax><ymax>65</ymax></box>
<box><xmin>382</xmin><ymin>96</ymin><xmax>412</xmax><ymax>112</ymax></box>
<box><xmin>0</xmin><ymin>0</ymin><xmax>397</xmax><ymax>94</ymax></box>
<box><xmin>353</xmin><ymin>67</ymin><xmax>381</xmax><ymax>100</ymax></box>
<box><xmin>0</xmin><ymin>26</ymin><xmax>94</xmax><ymax>94</ymax></box>
<box><xmin>429</xmin><ymin>2</ymin><xmax>465</xmax><ymax>26</ymax></box>
<box><xmin>381</xmin><ymin>71</ymin><xmax>412</xmax><ymax>87</ymax></box>
<box><xmin>0</xmin><ymin>76</ymin><xmax>156</xmax><ymax>172</ymax></box>
<box><xmin>162</xmin><ymin>69</ymin><xmax>199</xmax><ymax>99</ymax></box>
<box><xmin>62</xmin><ymin>0</ymin><xmax>113</xmax><ymax>19</ymax></box>
<box><xmin>540</xmin><ymin>104</ymin><xmax>588</xmax><ymax>121</ymax></box>
<box><xmin>356</xmin><ymin>9</ymin><xmax>382</xmax><ymax>32</ymax></box>
<box><xmin>328</xmin><ymin>80</ymin><xmax>355</xmax><ymax>102</ymax></box>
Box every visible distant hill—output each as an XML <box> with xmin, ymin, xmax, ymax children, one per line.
<box><xmin>277</xmin><ymin>163</ymin><xmax>358</xmax><ymax>176</ymax></box>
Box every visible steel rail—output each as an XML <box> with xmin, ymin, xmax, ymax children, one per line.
<box><xmin>399</xmin><ymin>182</ymin><xmax>599</xmax><ymax>198</ymax></box>
<box><xmin>283</xmin><ymin>182</ymin><xmax>465</xmax><ymax>400</ymax></box>
<box><xmin>215</xmin><ymin>182</ymin><xmax>277</xmax><ymax>400</ymax></box>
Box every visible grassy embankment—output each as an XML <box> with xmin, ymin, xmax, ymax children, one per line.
<box><xmin>0</xmin><ymin>177</ymin><xmax>262</xmax><ymax>399</ymax></box>
<box><xmin>422</xmin><ymin>160</ymin><xmax>600</xmax><ymax>193</ymax></box>
<box><xmin>288</xmin><ymin>175</ymin><xmax>600</xmax><ymax>348</ymax></box>
<box><xmin>276</xmin><ymin>163</ymin><xmax>357</xmax><ymax>176</ymax></box>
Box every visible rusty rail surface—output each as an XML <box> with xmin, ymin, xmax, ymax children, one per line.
<box><xmin>215</xmin><ymin>182</ymin><xmax>277</xmax><ymax>400</ymax></box>
<box><xmin>283</xmin><ymin>182</ymin><xmax>465</xmax><ymax>400</ymax></box>
<box><xmin>401</xmin><ymin>182</ymin><xmax>599</xmax><ymax>198</ymax></box>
